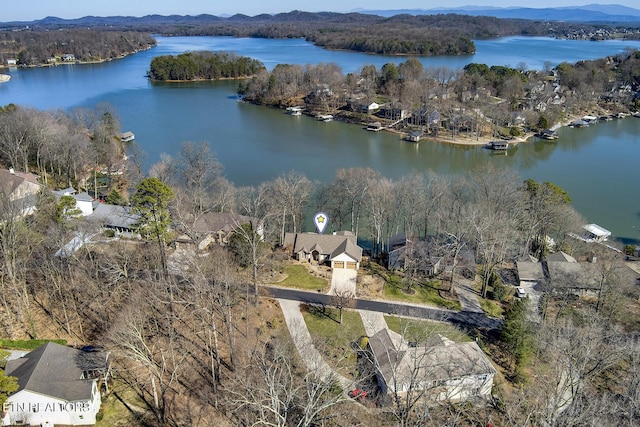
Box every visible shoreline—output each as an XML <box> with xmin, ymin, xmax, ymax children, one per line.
<box><xmin>10</xmin><ymin>45</ymin><xmax>155</xmax><ymax>69</ymax></box>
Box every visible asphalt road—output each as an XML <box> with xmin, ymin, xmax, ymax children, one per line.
<box><xmin>262</xmin><ymin>286</ymin><xmax>502</xmax><ymax>331</ymax></box>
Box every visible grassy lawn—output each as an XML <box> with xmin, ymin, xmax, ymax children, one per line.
<box><xmin>365</xmin><ymin>262</ymin><xmax>460</xmax><ymax>310</ymax></box>
<box><xmin>0</xmin><ymin>339</ymin><xmax>67</xmax><ymax>350</ymax></box>
<box><xmin>479</xmin><ymin>297</ymin><xmax>504</xmax><ymax>318</ymax></box>
<box><xmin>274</xmin><ymin>264</ymin><xmax>328</xmax><ymax>291</ymax></box>
<box><xmin>97</xmin><ymin>381</ymin><xmax>145</xmax><ymax>427</ymax></box>
<box><xmin>301</xmin><ymin>305</ymin><xmax>366</xmax><ymax>379</ymax></box>
<box><xmin>383</xmin><ymin>279</ymin><xmax>461</xmax><ymax>310</ymax></box>
<box><xmin>384</xmin><ymin>316</ymin><xmax>472</xmax><ymax>343</ymax></box>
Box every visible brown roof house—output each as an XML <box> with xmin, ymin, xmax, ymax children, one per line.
<box><xmin>1</xmin><ymin>342</ymin><xmax>109</xmax><ymax>426</ymax></box>
<box><xmin>283</xmin><ymin>231</ymin><xmax>363</xmax><ymax>270</ymax></box>
<box><xmin>174</xmin><ymin>212</ymin><xmax>262</xmax><ymax>251</ymax></box>
<box><xmin>368</xmin><ymin>329</ymin><xmax>496</xmax><ymax>402</ymax></box>
<box><xmin>0</xmin><ymin>168</ymin><xmax>43</xmax><ymax>217</ymax></box>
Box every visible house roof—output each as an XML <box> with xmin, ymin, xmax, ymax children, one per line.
<box><xmin>330</xmin><ymin>238</ymin><xmax>363</xmax><ymax>261</ymax></box>
<box><xmin>5</xmin><ymin>342</ymin><xmax>105</xmax><ymax>401</ymax></box>
<box><xmin>284</xmin><ymin>232</ymin><xmax>361</xmax><ymax>262</ymax></box>
<box><xmin>53</xmin><ymin>186</ymin><xmax>77</xmax><ymax>197</ymax></box>
<box><xmin>74</xmin><ymin>192</ymin><xmax>94</xmax><ymax>203</ymax></box>
<box><xmin>0</xmin><ymin>169</ymin><xmax>42</xmax><ymax>197</ymax></box>
<box><xmin>369</xmin><ymin>330</ymin><xmax>496</xmax><ymax>392</ymax></box>
<box><xmin>545</xmin><ymin>261</ymin><xmax>601</xmax><ymax>290</ymax></box>
<box><xmin>546</xmin><ymin>251</ymin><xmax>577</xmax><ymax>263</ymax></box>
<box><xmin>516</xmin><ymin>261</ymin><xmax>545</xmax><ymax>282</ymax></box>
<box><xmin>91</xmin><ymin>203</ymin><xmax>139</xmax><ymax>230</ymax></box>
<box><xmin>192</xmin><ymin>211</ymin><xmax>256</xmax><ymax>234</ymax></box>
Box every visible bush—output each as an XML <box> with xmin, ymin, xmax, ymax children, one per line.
<box><xmin>492</xmin><ymin>281</ymin><xmax>510</xmax><ymax>302</ymax></box>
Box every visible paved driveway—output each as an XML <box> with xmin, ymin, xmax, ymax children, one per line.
<box><xmin>278</xmin><ymin>299</ymin><xmax>352</xmax><ymax>389</ymax></box>
<box><xmin>329</xmin><ymin>268</ymin><xmax>357</xmax><ymax>296</ymax></box>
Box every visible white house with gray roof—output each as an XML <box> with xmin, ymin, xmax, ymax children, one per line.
<box><xmin>2</xmin><ymin>342</ymin><xmax>107</xmax><ymax>426</ymax></box>
<box><xmin>284</xmin><ymin>231</ymin><xmax>363</xmax><ymax>270</ymax></box>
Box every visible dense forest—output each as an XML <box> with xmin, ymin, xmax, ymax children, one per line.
<box><xmin>1</xmin><ymin>103</ymin><xmax>640</xmax><ymax>425</ymax></box>
<box><xmin>0</xmin><ymin>29</ymin><xmax>155</xmax><ymax>65</ymax></box>
<box><xmin>148</xmin><ymin>52</ymin><xmax>266</xmax><ymax>81</ymax></box>
<box><xmin>239</xmin><ymin>50</ymin><xmax>640</xmax><ymax>139</ymax></box>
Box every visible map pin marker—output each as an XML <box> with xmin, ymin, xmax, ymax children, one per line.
<box><xmin>314</xmin><ymin>212</ymin><xmax>328</xmax><ymax>234</ymax></box>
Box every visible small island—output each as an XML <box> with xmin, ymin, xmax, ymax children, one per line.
<box><xmin>147</xmin><ymin>51</ymin><xmax>266</xmax><ymax>81</ymax></box>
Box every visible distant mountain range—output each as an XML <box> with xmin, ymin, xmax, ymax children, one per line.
<box><xmin>2</xmin><ymin>4</ymin><xmax>640</xmax><ymax>29</ymax></box>
<box><xmin>358</xmin><ymin>4</ymin><xmax>640</xmax><ymax>23</ymax></box>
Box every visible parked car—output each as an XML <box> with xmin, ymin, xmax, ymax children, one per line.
<box><xmin>516</xmin><ymin>287</ymin><xmax>527</xmax><ymax>298</ymax></box>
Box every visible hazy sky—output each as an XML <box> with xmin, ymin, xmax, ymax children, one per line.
<box><xmin>4</xmin><ymin>1</ymin><xmax>640</xmax><ymax>21</ymax></box>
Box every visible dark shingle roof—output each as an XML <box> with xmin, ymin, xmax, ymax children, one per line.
<box><xmin>5</xmin><ymin>342</ymin><xmax>100</xmax><ymax>401</ymax></box>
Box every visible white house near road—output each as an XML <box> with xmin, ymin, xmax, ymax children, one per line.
<box><xmin>2</xmin><ymin>342</ymin><xmax>108</xmax><ymax>426</ymax></box>
<box><xmin>52</xmin><ymin>187</ymin><xmax>96</xmax><ymax>217</ymax></box>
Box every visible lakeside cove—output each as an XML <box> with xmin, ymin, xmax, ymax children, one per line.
<box><xmin>3</xmin><ymin>35</ymin><xmax>640</xmax><ymax>245</ymax></box>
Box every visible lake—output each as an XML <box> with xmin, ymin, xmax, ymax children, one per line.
<box><xmin>1</xmin><ymin>36</ymin><xmax>639</xmax><ymax>244</ymax></box>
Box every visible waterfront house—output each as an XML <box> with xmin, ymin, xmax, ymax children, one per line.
<box><xmin>1</xmin><ymin>342</ymin><xmax>108</xmax><ymax>426</ymax></box>
<box><xmin>284</xmin><ymin>231</ymin><xmax>362</xmax><ymax>270</ymax></box>
<box><xmin>368</xmin><ymin>330</ymin><xmax>496</xmax><ymax>402</ymax></box>
<box><xmin>62</xmin><ymin>54</ymin><xmax>76</xmax><ymax>62</ymax></box>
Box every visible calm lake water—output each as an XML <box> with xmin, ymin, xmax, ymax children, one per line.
<box><xmin>1</xmin><ymin>36</ymin><xmax>639</xmax><ymax>244</ymax></box>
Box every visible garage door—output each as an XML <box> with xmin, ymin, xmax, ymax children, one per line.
<box><xmin>346</xmin><ymin>262</ymin><xmax>357</xmax><ymax>269</ymax></box>
<box><xmin>334</xmin><ymin>261</ymin><xmax>344</xmax><ymax>268</ymax></box>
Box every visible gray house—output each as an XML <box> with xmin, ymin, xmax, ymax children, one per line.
<box><xmin>368</xmin><ymin>330</ymin><xmax>495</xmax><ymax>402</ymax></box>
